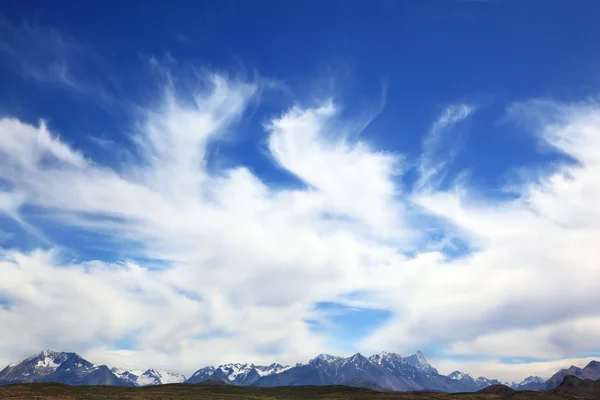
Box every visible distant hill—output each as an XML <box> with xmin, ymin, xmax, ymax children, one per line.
<box><xmin>551</xmin><ymin>375</ymin><xmax>600</xmax><ymax>398</ymax></box>
<box><xmin>195</xmin><ymin>376</ymin><xmax>231</xmax><ymax>385</ymax></box>
<box><xmin>477</xmin><ymin>384</ymin><xmax>515</xmax><ymax>394</ymax></box>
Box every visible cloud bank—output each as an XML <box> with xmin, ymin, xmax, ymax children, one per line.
<box><xmin>1</xmin><ymin>72</ymin><xmax>600</xmax><ymax>381</ymax></box>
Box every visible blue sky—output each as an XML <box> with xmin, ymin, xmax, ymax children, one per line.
<box><xmin>1</xmin><ymin>0</ymin><xmax>600</xmax><ymax>381</ymax></box>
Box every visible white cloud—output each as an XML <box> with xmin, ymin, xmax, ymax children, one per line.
<box><xmin>266</xmin><ymin>101</ymin><xmax>405</xmax><ymax>237</ymax></box>
<box><xmin>360</xmin><ymin>98</ymin><xmax>600</xmax><ymax>374</ymax></box>
<box><xmin>416</xmin><ymin>103</ymin><xmax>475</xmax><ymax>190</ymax></box>
<box><xmin>1</xmin><ymin>72</ymin><xmax>600</xmax><ymax>383</ymax></box>
<box><xmin>0</xmin><ymin>75</ymin><xmax>404</xmax><ymax>374</ymax></box>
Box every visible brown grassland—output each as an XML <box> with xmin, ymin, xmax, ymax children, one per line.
<box><xmin>0</xmin><ymin>383</ymin><xmax>588</xmax><ymax>400</ymax></box>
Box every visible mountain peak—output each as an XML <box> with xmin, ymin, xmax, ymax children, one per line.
<box><xmin>1</xmin><ymin>348</ymin><xmax>563</xmax><ymax>393</ymax></box>
<box><xmin>368</xmin><ymin>351</ymin><xmax>402</xmax><ymax>365</ymax></box>
<box><xmin>407</xmin><ymin>350</ymin><xmax>426</xmax><ymax>360</ymax></box>
<box><xmin>376</xmin><ymin>351</ymin><xmax>401</xmax><ymax>358</ymax></box>
<box><xmin>520</xmin><ymin>375</ymin><xmax>545</xmax><ymax>385</ymax></box>
<box><xmin>314</xmin><ymin>353</ymin><xmax>339</xmax><ymax>362</ymax></box>
<box><xmin>449</xmin><ymin>370</ymin><xmax>472</xmax><ymax>380</ymax></box>
<box><xmin>402</xmin><ymin>351</ymin><xmax>438</xmax><ymax>374</ymax></box>
<box><xmin>26</xmin><ymin>349</ymin><xmax>59</xmax><ymax>361</ymax></box>
<box><xmin>341</xmin><ymin>352</ymin><xmax>371</xmax><ymax>368</ymax></box>
<box><xmin>585</xmin><ymin>360</ymin><xmax>600</xmax><ymax>369</ymax></box>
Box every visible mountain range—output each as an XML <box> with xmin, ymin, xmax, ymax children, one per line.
<box><xmin>515</xmin><ymin>360</ymin><xmax>600</xmax><ymax>391</ymax></box>
<box><xmin>1</xmin><ymin>349</ymin><xmax>598</xmax><ymax>393</ymax></box>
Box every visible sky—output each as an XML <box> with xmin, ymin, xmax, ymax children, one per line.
<box><xmin>1</xmin><ymin>0</ymin><xmax>600</xmax><ymax>382</ymax></box>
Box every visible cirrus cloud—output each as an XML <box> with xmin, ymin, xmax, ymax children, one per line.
<box><xmin>1</xmin><ymin>72</ymin><xmax>600</xmax><ymax>382</ymax></box>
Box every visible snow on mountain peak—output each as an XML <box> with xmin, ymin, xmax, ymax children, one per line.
<box><xmin>218</xmin><ymin>363</ymin><xmax>251</xmax><ymax>380</ymax></box>
<box><xmin>204</xmin><ymin>361</ymin><xmax>292</xmax><ymax>381</ymax></box>
<box><xmin>315</xmin><ymin>354</ymin><xmax>335</xmax><ymax>361</ymax></box>
<box><xmin>27</xmin><ymin>349</ymin><xmax>70</xmax><ymax>372</ymax></box>
<box><xmin>142</xmin><ymin>368</ymin><xmax>185</xmax><ymax>385</ymax></box>
<box><xmin>408</xmin><ymin>350</ymin><xmax>426</xmax><ymax>361</ymax></box>
<box><xmin>313</xmin><ymin>354</ymin><xmax>343</xmax><ymax>364</ymax></box>
<box><xmin>403</xmin><ymin>350</ymin><xmax>438</xmax><ymax>374</ymax></box>
<box><xmin>449</xmin><ymin>371</ymin><xmax>471</xmax><ymax>380</ymax></box>
<box><xmin>111</xmin><ymin>367</ymin><xmax>186</xmax><ymax>386</ymax></box>
<box><xmin>191</xmin><ymin>366</ymin><xmax>215</xmax><ymax>378</ymax></box>
<box><xmin>3</xmin><ymin>348</ymin><xmax>543</xmax><ymax>392</ymax></box>
<box><xmin>342</xmin><ymin>353</ymin><xmax>371</xmax><ymax>367</ymax></box>
<box><xmin>520</xmin><ymin>375</ymin><xmax>545</xmax><ymax>385</ymax></box>
<box><xmin>368</xmin><ymin>351</ymin><xmax>402</xmax><ymax>365</ymax></box>
<box><xmin>256</xmin><ymin>363</ymin><xmax>291</xmax><ymax>376</ymax></box>
<box><xmin>25</xmin><ymin>349</ymin><xmax>55</xmax><ymax>361</ymax></box>
<box><xmin>35</xmin><ymin>356</ymin><xmax>61</xmax><ymax>370</ymax></box>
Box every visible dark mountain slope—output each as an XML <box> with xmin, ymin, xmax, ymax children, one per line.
<box><xmin>478</xmin><ymin>384</ymin><xmax>515</xmax><ymax>394</ymax></box>
<box><xmin>543</xmin><ymin>360</ymin><xmax>600</xmax><ymax>390</ymax></box>
<box><xmin>550</xmin><ymin>375</ymin><xmax>600</xmax><ymax>398</ymax></box>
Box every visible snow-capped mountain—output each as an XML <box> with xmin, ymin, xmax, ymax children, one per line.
<box><xmin>314</xmin><ymin>353</ymin><xmax>344</xmax><ymax>364</ymax></box>
<box><xmin>522</xmin><ymin>375</ymin><xmax>545</xmax><ymax>384</ymax></box>
<box><xmin>256</xmin><ymin>363</ymin><xmax>292</xmax><ymax>377</ymax></box>
<box><xmin>186</xmin><ymin>366</ymin><xmax>215</xmax><ymax>383</ymax></box>
<box><xmin>0</xmin><ymin>349</ymin><xmax>73</xmax><ymax>383</ymax></box>
<box><xmin>0</xmin><ymin>350</ymin><xmax>130</xmax><ymax>386</ymax></box>
<box><xmin>511</xmin><ymin>376</ymin><xmax>546</xmax><ymax>390</ymax></box>
<box><xmin>402</xmin><ymin>351</ymin><xmax>439</xmax><ymax>374</ymax></box>
<box><xmin>0</xmin><ymin>350</ymin><xmax>183</xmax><ymax>387</ymax></box>
<box><xmin>447</xmin><ymin>370</ymin><xmax>503</xmax><ymax>391</ymax></box>
<box><xmin>4</xmin><ymin>349</ymin><xmax>595</xmax><ymax>393</ymax></box>
<box><xmin>111</xmin><ymin>367</ymin><xmax>143</xmax><ymax>385</ymax></box>
<box><xmin>218</xmin><ymin>363</ymin><xmax>252</xmax><ymax>380</ymax></box>
<box><xmin>449</xmin><ymin>370</ymin><xmax>469</xmax><ymax>380</ymax></box>
<box><xmin>229</xmin><ymin>351</ymin><xmax>488</xmax><ymax>392</ymax></box>
<box><xmin>368</xmin><ymin>351</ymin><xmax>402</xmax><ymax>365</ymax></box>
<box><xmin>186</xmin><ymin>361</ymin><xmax>292</xmax><ymax>385</ymax></box>
<box><xmin>111</xmin><ymin>367</ymin><xmax>186</xmax><ymax>386</ymax></box>
<box><xmin>145</xmin><ymin>369</ymin><xmax>186</xmax><ymax>384</ymax></box>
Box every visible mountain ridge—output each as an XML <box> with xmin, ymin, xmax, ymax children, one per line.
<box><xmin>1</xmin><ymin>349</ymin><xmax>598</xmax><ymax>393</ymax></box>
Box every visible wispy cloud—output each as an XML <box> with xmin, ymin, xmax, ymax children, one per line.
<box><xmin>0</xmin><ymin>17</ymin><xmax>79</xmax><ymax>86</ymax></box>
<box><xmin>87</xmin><ymin>136</ymin><xmax>117</xmax><ymax>149</ymax></box>
<box><xmin>416</xmin><ymin>103</ymin><xmax>475</xmax><ymax>190</ymax></box>
<box><xmin>1</xmin><ymin>65</ymin><xmax>600</xmax><ymax>381</ymax></box>
<box><xmin>0</xmin><ymin>18</ymin><xmax>133</xmax><ymax>113</ymax></box>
